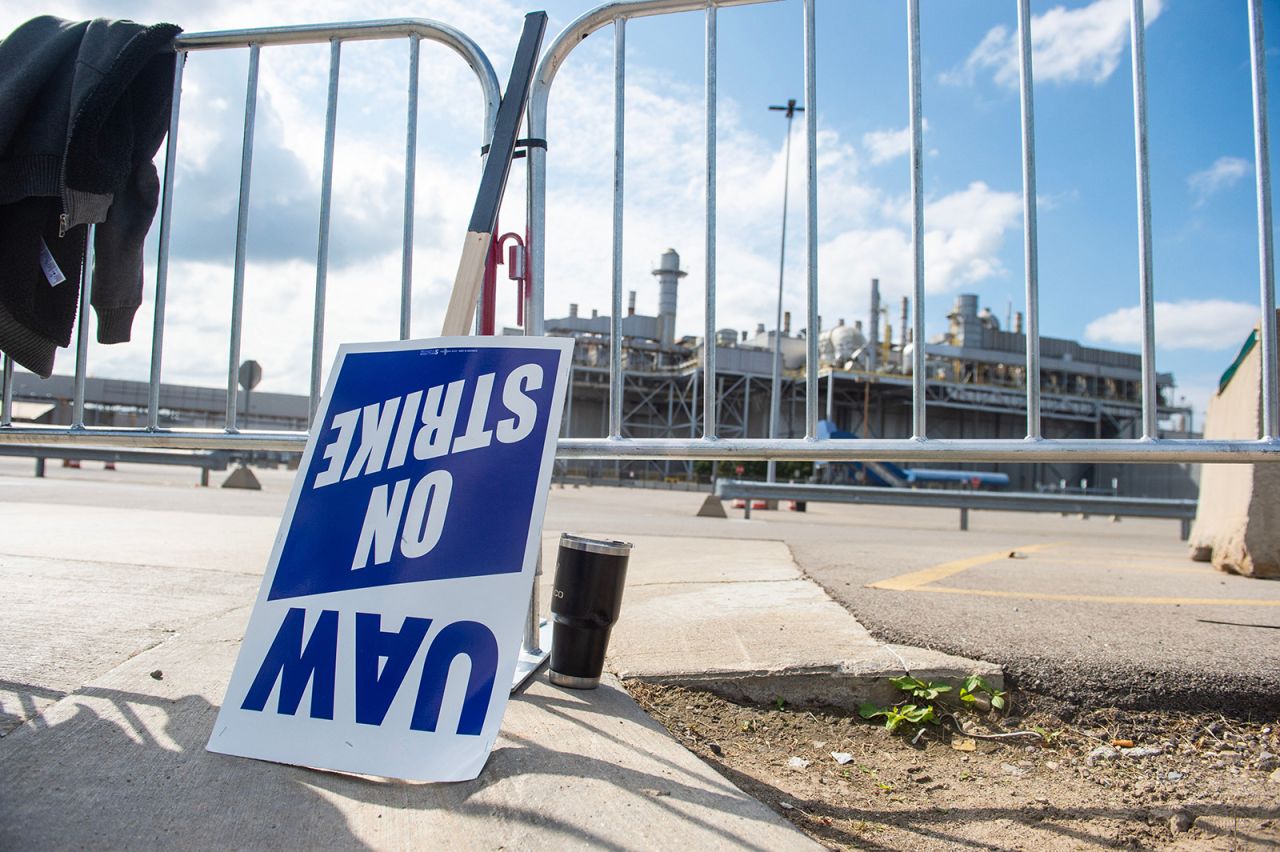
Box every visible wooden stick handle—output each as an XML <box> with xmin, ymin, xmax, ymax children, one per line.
<box><xmin>440</xmin><ymin>231</ymin><xmax>492</xmax><ymax>336</ymax></box>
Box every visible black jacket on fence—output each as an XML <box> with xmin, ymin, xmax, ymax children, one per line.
<box><xmin>0</xmin><ymin>15</ymin><xmax>180</xmax><ymax>377</ymax></box>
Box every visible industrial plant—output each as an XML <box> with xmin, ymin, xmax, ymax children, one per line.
<box><xmin>544</xmin><ymin>248</ymin><xmax>1196</xmax><ymax>496</ymax></box>
<box><xmin>3</xmin><ymin>247</ymin><xmax>1196</xmax><ymax>497</ymax></box>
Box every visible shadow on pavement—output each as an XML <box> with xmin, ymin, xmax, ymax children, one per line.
<box><xmin>1</xmin><ymin>678</ymin><xmax>795</xmax><ymax>850</ymax></box>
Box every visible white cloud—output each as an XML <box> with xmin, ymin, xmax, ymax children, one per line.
<box><xmin>537</xmin><ymin>50</ymin><xmax>1020</xmax><ymax>344</ymax></box>
<box><xmin>943</xmin><ymin>0</ymin><xmax>1164</xmax><ymax>88</ymax></box>
<box><xmin>820</xmin><ymin>182</ymin><xmax>1021</xmax><ymax>307</ymax></box>
<box><xmin>1188</xmin><ymin>156</ymin><xmax>1251</xmax><ymax>207</ymax></box>
<box><xmin>1084</xmin><ymin>299</ymin><xmax>1262</xmax><ymax>350</ymax></box>
<box><xmin>862</xmin><ymin>120</ymin><xmax>928</xmax><ymax>166</ymax></box>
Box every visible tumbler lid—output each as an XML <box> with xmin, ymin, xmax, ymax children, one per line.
<box><xmin>559</xmin><ymin>533</ymin><xmax>632</xmax><ymax>557</ymax></box>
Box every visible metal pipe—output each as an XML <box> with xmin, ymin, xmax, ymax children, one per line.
<box><xmin>176</xmin><ymin>18</ymin><xmax>500</xmax><ymax>128</ymax></box>
<box><xmin>1249</xmin><ymin>0</ymin><xmax>1278</xmax><ymax>440</ymax></box>
<box><xmin>1</xmin><ymin>356</ymin><xmax>12</xmax><ymax>427</ymax></box>
<box><xmin>703</xmin><ymin>3</ymin><xmax>718</xmax><ymax>440</ymax></box>
<box><xmin>1128</xmin><ymin>0</ymin><xmax>1157</xmax><ymax>439</ymax></box>
<box><xmin>311</xmin><ymin>39</ymin><xmax>341</xmax><ymax>420</ymax></box>
<box><xmin>609</xmin><ymin>18</ymin><xmax>625</xmax><ymax>440</ymax></box>
<box><xmin>148</xmin><ymin>50</ymin><xmax>186</xmax><ymax>431</ymax></box>
<box><xmin>72</xmin><ymin>228</ymin><xmax>95</xmax><ymax>429</ymax></box>
<box><xmin>715</xmin><ymin>479</ymin><xmax>1196</xmax><ymax>524</ymax></box>
<box><xmin>532</xmin><ymin>0</ymin><xmax>777</xmax><ymax>95</ymax></box>
<box><xmin>803</xmin><ymin>0</ymin><xmax>819</xmax><ymax>440</ymax></box>
<box><xmin>826</xmin><ymin>369</ymin><xmax>834</xmax><ymax>423</ymax></box>
<box><xmin>1</xmin><ymin>426</ymin><xmax>1279</xmax><ymax>462</ymax></box>
<box><xmin>908</xmin><ymin>0</ymin><xmax>926</xmax><ymax>439</ymax></box>
<box><xmin>401</xmin><ymin>34</ymin><xmax>421</xmax><ymax>340</ymax></box>
<box><xmin>527</xmin><ymin>148</ymin><xmax>547</xmax><ymax>336</ymax></box>
<box><xmin>552</xmin><ymin>436</ymin><xmax>1280</xmax><ymax>463</ymax></box>
<box><xmin>691</xmin><ymin>366</ymin><xmax>700</xmax><ymax>439</ymax></box>
<box><xmin>1016</xmin><ymin>0</ymin><xmax>1042</xmax><ymax>440</ymax></box>
<box><xmin>225</xmin><ymin>44</ymin><xmax>260</xmax><ymax>432</ymax></box>
<box><xmin>768</xmin><ymin>99</ymin><xmax>800</xmax><ymax>482</ymax></box>
<box><xmin>524</xmin><ymin>552</ymin><xmax>543</xmax><ymax>653</ymax></box>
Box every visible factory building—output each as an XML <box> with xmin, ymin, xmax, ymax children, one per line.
<box><xmin>545</xmin><ymin>249</ymin><xmax>1197</xmax><ymax>497</ymax></box>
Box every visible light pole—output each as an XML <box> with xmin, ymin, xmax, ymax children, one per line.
<box><xmin>767</xmin><ymin>98</ymin><xmax>803</xmax><ymax>484</ymax></box>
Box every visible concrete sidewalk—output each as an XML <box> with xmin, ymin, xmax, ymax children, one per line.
<box><xmin>0</xmin><ymin>465</ymin><xmax>1004</xmax><ymax>849</ymax></box>
<box><xmin>540</xmin><ymin>533</ymin><xmax>1000</xmax><ymax>711</ymax></box>
<box><xmin>1</xmin><ymin>603</ymin><xmax>812</xmax><ymax>849</ymax></box>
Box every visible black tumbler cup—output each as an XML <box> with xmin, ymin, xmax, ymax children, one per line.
<box><xmin>548</xmin><ymin>534</ymin><xmax>633</xmax><ymax>689</ymax></box>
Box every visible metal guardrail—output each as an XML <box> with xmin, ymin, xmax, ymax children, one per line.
<box><xmin>0</xmin><ymin>445</ymin><xmax>230</xmax><ymax>485</ymax></box>
<box><xmin>713</xmin><ymin>479</ymin><xmax>1198</xmax><ymax>540</ymax></box>
<box><xmin>525</xmin><ymin>0</ymin><xmax>1280</xmax><ymax>464</ymax></box>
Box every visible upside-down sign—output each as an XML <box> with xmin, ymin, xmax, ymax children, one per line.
<box><xmin>208</xmin><ymin>337</ymin><xmax>573</xmax><ymax>781</ymax></box>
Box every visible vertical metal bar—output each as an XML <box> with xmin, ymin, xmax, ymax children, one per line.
<box><xmin>225</xmin><ymin>44</ymin><xmax>260</xmax><ymax>432</ymax></box>
<box><xmin>609</xmin><ymin>18</ymin><xmax>626</xmax><ymax>440</ymax></box>
<box><xmin>402</xmin><ymin>34</ymin><xmax>421</xmax><ymax>341</ymax></box>
<box><xmin>527</xmin><ymin>119</ymin><xmax>547</xmax><ymax>337</ymax></box>
<box><xmin>1128</xmin><ymin>0</ymin><xmax>1157</xmax><ymax>439</ymax></box>
<box><xmin>826</xmin><ymin>369</ymin><xmax>834</xmax><ymax>422</ymax></box>
<box><xmin>803</xmin><ymin>0</ymin><xmax>819</xmax><ymax>440</ymax></box>
<box><xmin>703</xmin><ymin>4</ymin><xmax>718</xmax><ymax>439</ymax></box>
<box><xmin>148</xmin><ymin>50</ymin><xmax>185</xmax><ymax>431</ymax></box>
<box><xmin>691</xmin><ymin>368</ymin><xmax>700</xmax><ymax>437</ymax></box>
<box><xmin>523</xmin><ymin>552</ymin><xmax>543</xmax><ymax>653</ymax></box>
<box><xmin>1</xmin><ymin>355</ymin><xmax>13</xmax><ymax>427</ymax></box>
<box><xmin>72</xmin><ymin>228</ymin><xmax>94</xmax><ymax>429</ymax></box>
<box><xmin>768</xmin><ymin>115</ymin><xmax>794</xmax><ymax>482</ymax></box>
<box><xmin>1249</xmin><ymin>0</ymin><xmax>1278</xmax><ymax>440</ymax></box>
<box><xmin>311</xmin><ymin>39</ymin><xmax>341</xmax><ymax>421</ymax></box>
<box><xmin>1016</xmin><ymin>0</ymin><xmax>1041</xmax><ymax>439</ymax></box>
<box><xmin>907</xmin><ymin>0</ymin><xmax>926</xmax><ymax>439</ymax></box>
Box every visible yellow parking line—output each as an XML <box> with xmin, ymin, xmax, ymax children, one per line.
<box><xmin>917</xmin><ymin>586</ymin><xmax>1280</xmax><ymax>607</ymax></box>
<box><xmin>868</xmin><ymin>542</ymin><xmax>1063</xmax><ymax>591</ymax></box>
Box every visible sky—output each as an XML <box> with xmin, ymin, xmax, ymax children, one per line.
<box><xmin>3</xmin><ymin>0</ymin><xmax>1278</xmax><ymax>428</ymax></box>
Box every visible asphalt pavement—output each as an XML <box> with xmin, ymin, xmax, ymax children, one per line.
<box><xmin>535</xmin><ymin>479</ymin><xmax>1279</xmax><ymax>716</ymax></box>
<box><xmin>725</xmin><ymin>491</ymin><xmax>1280</xmax><ymax>716</ymax></box>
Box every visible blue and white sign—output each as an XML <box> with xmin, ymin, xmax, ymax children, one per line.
<box><xmin>208</xmin><ymin>336</ymin><xmax>573</xmax><ymax>782</ymax></box>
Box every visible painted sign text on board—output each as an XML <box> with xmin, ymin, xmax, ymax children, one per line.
<box><xmin>208</xmin><ymin>337</ymin><xmax>572</xmax><ymax>782</ymax></box>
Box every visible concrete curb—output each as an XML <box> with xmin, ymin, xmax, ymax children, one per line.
<box><xmin>543</xmin><ymin>533</ymin><xmax>1004</xmax><ymax>713</ymax></box>
<box><xmin>620</xmin><ymin>644</ymin><xmax>1003</xmax><ymax>712</ymax></box>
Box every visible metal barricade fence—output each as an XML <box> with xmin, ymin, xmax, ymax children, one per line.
<box><xmin>0</xmin><ymin>18</ymin><xmax>500</xmax><ymax>450</ymax></box>
<box><xmin>1</xmin><ymin>2</ymin><xmax>1277</xmax><ymax>460</ymax></box>
<box><xmin>527</xmin><ymin>0</ymin><xmax>1280</xmax><ymax>465</ymax></box>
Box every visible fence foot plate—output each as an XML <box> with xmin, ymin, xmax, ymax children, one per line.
<box><xmin>511</xmin><ymin>619</ymin><xmax>552</xmax><ymax>692</ymax></box>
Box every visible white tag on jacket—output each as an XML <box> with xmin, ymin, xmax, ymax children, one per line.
<box><xmin>39</xmin><ymin>239</ymin><xmax>66</xmax><ymax>287</ymax></box>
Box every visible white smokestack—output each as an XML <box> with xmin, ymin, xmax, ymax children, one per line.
<box><xmin>651</xmin><ymin>248</ymin><xmax>687</xmax><ymax>347</ymax></box>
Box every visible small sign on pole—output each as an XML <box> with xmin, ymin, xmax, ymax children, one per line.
<box><xmin>208</xmin><ymin>336</ymin><xmax>573</xmax><ymax>782</ymax></box>
<box><xmin>238</xmin><ymin>359</ymin><xmax>263</xmax><ymax>391</ymax></box>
